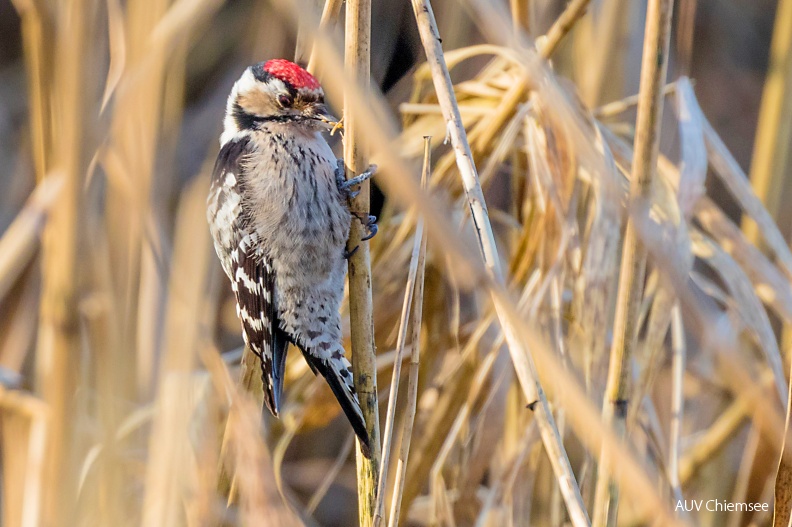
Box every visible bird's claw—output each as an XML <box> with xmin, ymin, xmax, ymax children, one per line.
<box><xmin>343</xmin><ymin>214</ymin><xmax>376</xmax><ymax>258</ymax></box>
<box><xmin>336</xmin><ymin>162</ymin><xmax>378</xmax><ymax>199</ymax></box>
<box><xmin>353</xmin><ymin>213</ymin><xmax>378</xmax><ymax>241</ymax></box>
<box><xmin>344</xmin><ymin>245</ymin><xmax>359</xmax><ymax>259</ymax></box>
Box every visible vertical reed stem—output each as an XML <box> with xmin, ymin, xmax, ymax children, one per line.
<box><xmin>36</xmin><ymin>0</ymin><xmax>96</xmax><ymax>523</ymax></box>
<box><xmin>509</xmin><ymin>0</ymin><xmax>530</xmax><ymax>35</ymax></box>
<box><xmin>409</xmin><ymin>1</ymin><xmax>589</xmax><ymax>525</ymax></box>
<box><xmin>743</xmin><ymin>0</ymin><xmax>792</xmax><ymax>245</ymax></box>
<box><xmin>345</xmin><ymin>0</ymin><xmax>382</xmax><ymax>524</ymax></box>
<box><xmin>591</xmin><ymin>1</ymin><xmax>674</xmax><ymax>525</ymax></box>
<box><xmin>669</xmin><ymin>304</ymin><xmax>685</xmax><ymax>501</ymax></box>
<box><xmin>307</xmin><ymin>0</ymin><xmax>344</xmax><ymax>74</ymax></box>
<box><xmin>376</xmin><ymin>137</ymin><xmax>431</xmax><ymax>527</ymax></box>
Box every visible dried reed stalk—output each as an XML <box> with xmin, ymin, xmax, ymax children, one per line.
<box><xmin>0</xmin><ymin>382</ymin><xmax>47</xmax><ymax>527</ymax></box>
<box><xmin>743</xmin><ymin>0</ymin><xmax>792</xmax><ymax>245</ymax></box>
<box><xmin>509</xmin><ymin>0</ymin><xmax>530</xmax><ymax>34</ymax></box>
<box><xmin>701</xmin><ymin>116</ymin><xmax>792</xmax><ymax>278</ymax></box>
<box><xmin>387</xmin><ymin>243</ymin><xmax>427</xmax><ymax>527</ymax></box>
<box><xmin>345</xmin><ymin>0</ymin><xmax>382</xmax><ymax>524</ymax></box>
<box><xmin>591</xmin><ymin>0</ymin><xmax>674</xmax><ymax>525</ymax></box>
<box><xmin>35</xmin><ymin>0</ymin><xmax>98</xmax><ymax>523</ymax></box>
<box><xmin>745</xmin><ymin>10</ymin><xmax>792</xmax><ymax>497</ymax></box>
<box><xmin>11</xmin><ymin>0</ymin><xmax>54</xmax><ymax>183</ymax></box>
<box><xmin>107</xmin><ymin>0</ymin><xmax>188</xmax><ymax>401</ymax></box>
<box><xmin>200</xmin><ymin>342</ymin><xmax>304</xmax><ymax>527</ymax></box>
<box><xmin>140</xmin><ymin>175</ymin><xmax>215</xmax><ymax>525</ymax></box>
<box><xmin>307</xmin><ymin>0</ymin><xmax>343</xmax><ymax>74</ymax></box>
<box><xmin>678</xmin><ymin>372</ymin><xmax>774</xmax><ymax>484</ymax></box>
<box><xmin>373</xmin><ymin>269</ymin><xmax>423</xmax><ymax>521</ymax></box>
<box><xmin>307</xmin><ymin>433</ymin><xmax>354</xmax><ymax>515</ymax></box>
<box><xmin>488</xmin><ymin>286</ymin><xmax>685</xmax><ymax>527</ymax></box>
<box><xmin>377</xmin><ymin>137</ymin><xmax>430</xmax><ymax>527</ymax></box>
<box><xmin>373</xmin><ymin>230</ymin><xmax>421</xmax><ymax>525</ymax></box>
<box><xmin>594</xmin><ymin>82</ymin><xmax>679</xmax><ymax>119</ymax></box>
<box><xmin>574</xmin><ymin>0</ymin><xmax>631</xmax><ymax>106</ymax></box>
<box><xmin>408</xmin><ymin>1</ymin><xmax>589</xmax><ymax>525</ymax></box>
<box><xmin>695</xmin><ymin>196</ymin><xmax>792</xmax><ymax>322</ymax></box>
<box><xmin>668</xmin><ymin>305</ymin><xmax>685</xmax><ymax>501</ymax></box>
<box><xmin>537</xmin><ymin>0</ymin><xmax>590</xmax><ymax>57</ymax></box>
<box><xmin>261</xmin><ymin>2</ymin><xmax>696</xmax><ymax>523</ymax></box>
<box><xmin>775</xmin><ymin>359</ymin><xmax>792</xmax><ymax>526</ymax></box>
<box><xmin>0</xmin><ymin>176</ymin><xmax>62</xmax><ymax>305</ymax></box>
<box><xmin>675</xmin><ymin>0</ymin><xmax>697</xmax><ymax>77</ymax></box>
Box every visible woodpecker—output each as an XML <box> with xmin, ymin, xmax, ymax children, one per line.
<box><xmin>207</xmin><ymin>59</ymin><xmax>376</xmax><ymax>454</ymax></box>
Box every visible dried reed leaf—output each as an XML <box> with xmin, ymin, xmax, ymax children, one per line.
<box><xmin>141</xmin><ymin>374</ymin><xmax>212</xmax><ymax>526</ymax></box>
<box><xmin>142</xmin><ymin>172</ymin><xmax>217</xmax><ymax>524</ymax></box>
<box><xmin>8</xmin><ymin>0</ymin><xmax>789</xmax><ymax>524</ymax></box>
<box><xmin>1</xmin><ymin>409</ymin><xmax>46</xmax><ymax>527</ymax></box>
<box><xmin>680</xmin><ymin>372</ymin><xmax>775</xmax><ymax>484</ymax></box>
<box><xmin>690</xmin><ymin>229</ymin><xmax>786</xmax><ymax>403</ymax></box>
<box><xmin>695</xmin><ymin>197</ymin><xmax>792</xmax><ymax>322</ymax></box>
<box><xmin>377</xmin><ymin>138</ymin><xmax>430</xmax><ymax>527</ymax></box>
<box><xmin>699</xmin><ymin>111</ymin><xmax>792</xmax><ymax>278</ymax></box>
<box><xmin>673</xmin><ymin>77</ymin><xmax>707</xmax><ymax>218</ymax></box>
<box><xmin>100</xmin><ymin>0</ymin><xmax>126</xmax><ymax>112</ymax></box>
<box><xmin>0</xmin><ymin>175</ymin><xmax>62</xmax><ymax>305</ymax></box>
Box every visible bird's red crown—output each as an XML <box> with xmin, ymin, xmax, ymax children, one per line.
<box><xmin>264</xmin><ymin>59</ymin><xmax>321</xmax><ymax>91</ymax></box>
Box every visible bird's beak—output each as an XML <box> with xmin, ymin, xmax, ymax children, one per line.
<box><xmin>309</xmin><ymin>103</ymin><xmax>343</xmax><ymax>130</ymax></box>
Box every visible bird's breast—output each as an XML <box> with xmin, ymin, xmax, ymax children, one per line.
<box><xmin>243</xmin><ymin>129</ymin><xmax>351</xmax><ymax>282</ymax></box>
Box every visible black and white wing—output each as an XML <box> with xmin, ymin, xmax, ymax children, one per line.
<box><xmin>207</xmin><ymin>137</ymin><xmax>289</xmax><ymax>416</ymax></box>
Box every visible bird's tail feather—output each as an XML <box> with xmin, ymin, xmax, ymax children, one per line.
<box><xmin>302</xmin><ymin>351</ymin><xmax>371</xmax><ymax>458</ymax></box>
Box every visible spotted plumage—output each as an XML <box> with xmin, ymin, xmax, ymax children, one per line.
<box><xmin>207</xmin><ymin>59</ymin><xmax>375</xmax><ymax>454</ymax></box>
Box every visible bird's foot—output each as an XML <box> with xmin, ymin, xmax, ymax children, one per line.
<box><xmin>336</xmin><ymin>161</ymin><xmax>377</xmax><ymax>200</ymax></box>
<box><xmin>352</xmin><ymin>212</ymin><xmax>378</xmax><ymax>241</ymax></box>
<box><xmin>343</xmin><ymin>214</ymin><xmax>377</xmax><ymax>259</ymax></box>
<box><xmin>344</xmin><ymin>245</ymin><xmax>359</xmax><ymax>259</ymax></box>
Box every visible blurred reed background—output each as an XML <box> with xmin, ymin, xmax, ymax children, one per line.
<box><xmin>0</xmin><ymin>0</ymin><xmax>791</xmax><ymax>526</ymax></box>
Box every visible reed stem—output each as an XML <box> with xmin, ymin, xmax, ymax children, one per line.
<box><xmin>591</xmin><ymin>0</ymin><xmax>674</xmax><ymax>525</ymax></box>
<box><xmin>408</xmin><ymin>0</ymin><xmax>589</xmax><ymax>524</ymax></box>
<box><xmin>345</xmin><ymin>0</ymin><xmax>382</xmax><ymax>524</ymax></box>
<box><xmin>377</xmin><ymin>137</ymin><xmax>430</xmax><ymax>527</ymax></box>
<box><xmin>743</xmin><ymin>0</ymin><xmax>792</xmax><ymax>245</ymax></box>
<box><xmin>307</xmin><ymin>0</ymin><xmax>344</xmax><ymax>74</ymax></box>
<box><xmin>36</xmin><ymin>0</ymin><xmax>96</xmax><ymax>522</ymax></box>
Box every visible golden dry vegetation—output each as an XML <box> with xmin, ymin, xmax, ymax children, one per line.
<box><xmin>1</xmin><ymin>0</ymin><xmax>792</xmax><ymax>526</ymax></box>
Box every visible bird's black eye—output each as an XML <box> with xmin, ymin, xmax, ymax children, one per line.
<box><xmin>278</xmin><ymin>94</ymin><xmax>293</xmax><ymax>107</ymax></box>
